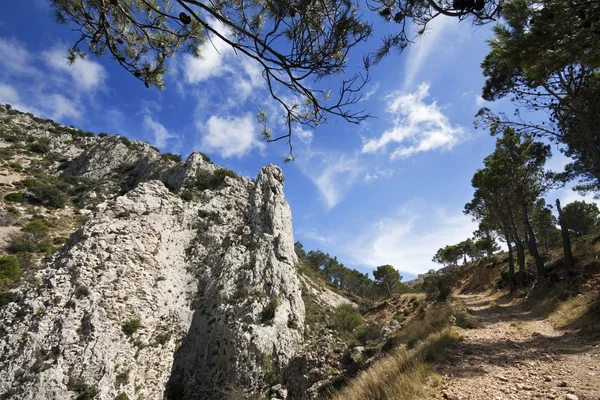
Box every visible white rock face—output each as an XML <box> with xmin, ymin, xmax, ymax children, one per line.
<box><xmin>0</xmin><ymin>163</ymin><xmax>304</xmax><ymax>399</ymax></box>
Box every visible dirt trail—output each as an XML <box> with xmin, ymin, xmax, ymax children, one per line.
<box><xmin>435</xmin><ymin>292</ymin><xmax>600</xmax><ymax>400</ymax></box>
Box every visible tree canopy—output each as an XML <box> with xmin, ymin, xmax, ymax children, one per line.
<box><xmin>51</xmin><ymin>0</ymin><xmax>505</xmax><ymax>157</ymax></box>
<box><xmin>561</xmin><ymin>200</ymin><xmax>600</xmax><ymax>238</ymax></box>
<box><xmin>478</xmin><ymin>0</ymin><xmax>600</xmax><ymax>194</ymax></box>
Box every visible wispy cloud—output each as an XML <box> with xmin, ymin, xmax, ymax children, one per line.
<box><xmin>143</xmin><ymin>114</ymin><xmax>177</xmax><ymax>149</ymax></box>
<box><xmin>0</xmin><ymin>38</ymin><xmax>38</xmax><ymax>76</ymax></box>
<box><xmin>0</xmin><ymin>37</ymin><xmax>109</xmax><ymax>123</ymax></box>
<box><xmin>347</xmin><ymin>203</ymin><xmax>478</xmax><ymax>276</ymax></box>
<box><xmin>403</xmin><ymin>17</ymin><xmax>456</xmax><ymax>89</ymax></box>
<box><xmin>42</xmin><ymin>47</ymin><xmax>107</xmax><ymax>91</ymax></box>
<box><xmin>201</xmin><ymin>114</ymin><xmax>265</xmax><ymax>158</ymax></box>
<box><xmin>363</xmin><ymin>167</ymin><xmax>400</xmax><ymax>182</ymax></box>
<box><xmin>295</xmin><ymin>227</ymin><xmax>335</xmax><ymax>245</ymax></box>
<box><xmin>299</xmin><ymin>152</ymin><xmax>364</xmax><ymax>209</ymax></box>
<box><xmin>362</xmin><ymin>82</ymin><xmax>465</xmax><ymax>159</ymax></box>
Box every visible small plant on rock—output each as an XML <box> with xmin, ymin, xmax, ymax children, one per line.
<box><xmin>260</xmin><ymin>297</ymin><xmax>280</xmax><ymax>324</ymax></box>
<box><xmin>122</xmin><ymin>318</ymin><xmax>142</xmax><ymax>336</ymax></box>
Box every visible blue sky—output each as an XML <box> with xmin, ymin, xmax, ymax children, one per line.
<box><xmin>1</xmin><ymin>2</ymin><xmax>596</xmax><ymax>280</ymax></box>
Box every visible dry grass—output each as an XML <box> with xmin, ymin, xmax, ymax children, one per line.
<box><xmin>329</xmin><ymin>300</ymin><xmax>470</xmax><ymax>400</ymax></box>
<box><xmin>396</xmin><ymin>301</ymin><xmax>476</xmax><ymax>348</ymax></box>
<box><xmin>548</xmin><ymin>293</ymin><xmax>598</xmax><ymax>330</ymax></box>
<box><xmin>330</xmin><ymin>330</ymin><xmax>455</xmax><ymax>400</ymax></box>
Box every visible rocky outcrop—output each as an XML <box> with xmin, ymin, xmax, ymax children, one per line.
<box><xmin>0</xmin><ymin>105</ymin><xmax>305</xmax><ymax>399</ymax></box>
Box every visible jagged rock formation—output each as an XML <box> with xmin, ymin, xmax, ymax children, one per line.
<box><xmin>0</xmin><ymin>105</ymin><xmax>304</xmax><ymax>399</ymax></box>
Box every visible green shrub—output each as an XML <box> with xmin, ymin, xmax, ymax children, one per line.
<box><xmin>330</xmin><ymin>304</ymin><xmax>363</xmax><ymax>334</ymax></box>
<box><xmin>122</xmin><ymin>318</ymin><xmax>142</xmax><ymax>336</ymax></box>
<box><xmin>0</xmin><ymin>290</ymin><xmax>17</xmax><ymax>307</ymax></box>
<box><xmin>115</xmin><ymin>370</ymin><xmax>130</xmax><ymax>386</ymax></box>
<box><xmin>199</xmin><ymin>152</ymin><xmax>211</xmax><ymax>163</ymax></box>
<box><xmin>67</xmin><ymin>376</ymin><xmax>99</xmax><ymax>400</ymax></box>
<box><xmin>37</xmin><ymin>239</ymin><xmax>55</xmax><ymax>254</ymax></box>
<box><xmin>195</xmin><ymin>168</ymin><xmax>237</xmax><ymax>191</ymax></box>
<box><xmin>161</xmin><ymin>153</ymin><xmax>182</xmax><ymax>163</ymax></box>
<box><xmin>23</xmin><ymin>178</ymin><xmax>69</xmax><ymax>208</ymax></box>
<box><xmin>0</xmin><ymin>256</ymin><xmax>21</xmax><ymax>282</ymax></box>
<box><xmin>354</xmin><ymin>323</ymin><xmax>383</xmax><ymax>344</ymax></box>
<box><xmin>8</xmin><ymin>162</ymin><xmax>22</xmax><ymax>171</ymax></box>
<box><xmin>115</xmin><ymin>393</ymin><xmax>130</xmax><ymax>400</ymax></box>
<box><xmin>7</xmin><ymin>232</ymin><xmax>38</xmax><ymax>253</ymax></box>
<box><xmin>392</xmin><ymin>314</ymin><xmax>405</xmax><ymax>323</ymax></box>
<box><xmin>180</xmin><ymin>190</ymin><xmax>194</xmax><ymax>201</ymax></box>
<box><xmin>98</xmin><ymin>132</ymin><xmax>109</xmax><ymax>138</ymax></box>
<box><xmin>53</xmin><ymin>236</ymin><xmax>69</xmax><ymax>245</ymax></box>
<box><xmin>422</xmin><ymin>274</ymin><xmax>453</xmax><ymax>302</ymax></box>
<box><xmin>84</xmin><ymin>131</ymin><xmax>95</xmax><ymax>137</ymax></box>
<box><xmin>25</xmin><ymin>219</ymin><xmax>48</xmax><ymax>237</ymax></box>
<box><xmin>4</xmin><ymin>192</ymin><xmax>23</xmax><ymax>203</ymax></box>
<box><xmin>75</xmin><ymin>285</ymin><xmax>90</xmax><ymax>298</ymax></box>
<box><xmin>28</xmin><ymin>140</ymin><xmax>50</xmax><ymax>154</ymax></box>
<box><xmin>260</xmin><ymin>297</ymin><xmax>280</xmax><ymax>324</ymax></box>
<box><xmin>119</xmin><ymin>137</ymin><xmax>132</xmax><ymax>147</ymax></box>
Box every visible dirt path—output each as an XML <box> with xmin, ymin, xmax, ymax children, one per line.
<box><xmin>435</xmin><ymin>292</ymin><xmax>600</xmax><ymax>400</ymax></box>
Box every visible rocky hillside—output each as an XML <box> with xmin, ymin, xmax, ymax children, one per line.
<box><xmin>0</xmin><ymin>105</ymin><xmax>306</xmax><ymax>400</ymax></box>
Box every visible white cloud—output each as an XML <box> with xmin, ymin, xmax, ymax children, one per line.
<box><xmin>182</xmin><ymin>20</ymin><xmax>233</xmax><ymax>84</ymax></box>
<box><xmin>201</xmin><ymin>114</ymin><xmax>264</xmax><ymax>158</ymax></box>
<box><xmin>298</xmin><ymin>152</ymin><xmax>364</xmax><ymax>209</ymax></box>
<box><xmin>403</xmin><ymin>17</ymin><xmax>456</xmax><ymax>89</ymax></box>
<box><xmin>364</xmin><ymin>168</ymin><xmax>399</xmax><ymax>182</ymax></box>
<box><xmin>0</xmin><ymin>38</ymin><xmax>37</xmax><ymax>76</ymax></box>
<box><xmin>360</xmin><ymin>82</ymin><xmax>380</xmax><ymax>102</ymax></box>
<box><xmin>0</xmin><ymin>84</ymin><xmax>41</xmax><ymax>115</ymax></box>
<box><xmin>348</xmin><ymin>204</ymin><xmax>478</xmax><ymax>276</ymax></box>
<box><xmin>40</xmin><ymin>94</ymin><xmax>81</xmax><ymax>120</ymax></box>
<box><xmin>0</xmin><ymin>84</ymin><xmax>20</xmax><ymax>105</ymax></box>
<box><xmin>42</xmin><ymin>48</ymin><xmax>107</xmax><ymax>91</ymax></box>
<box><xmin>295</xmin><ymin>228</ymin><xmax>335</xmax><ymax>245</ymax></box>
<box><xmin>362</xmin><ymin>83</ymin><xmax>465</xmax><ymax>159</ymax></box>
<box><xmin>296</xmin><ymin>128</ymin><xmax>313</xmax><ymax>144</ymax></box>
<box><xmin>143</xmin><ymin>115</ymin><xmax>177</xmax><ymax>148</ymax></box>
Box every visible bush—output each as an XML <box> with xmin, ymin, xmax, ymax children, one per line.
<box><xmin>195</xmin><ymin>168</ymin><xmax>237</xmax><ymax>191</ymax></box>
<box><xmin>115</xmin><ymin>393</ymin><xmax>130</xmax><ymax>400</ymax></box>
<box><xmin>7</xmin><ymin>232</ymin><xmax>38</xmax><ymax>253</ymax></box>
<box><xmin>4</xmin><ymin>192</ymin><xmax>23</xmax><ymax>203</ymax></box>
<box><xmin>23</xmin><ymin>178</ymin><xmax>69</xmax><ymax>208</ymax></box>
<box><xmin>0</xmin><ymin>290</ymin><xmax>17</xmax><ymax>307</ymax></box>
<box><xmin>28</xmin><ymin>140</ymin><xmax>50</xmax><ymax>154</ymax></box>
<box><xmin>67</xmin><ymin>376</ymin><xmax>99</xmax><ymax>400</ymax></box>
<box><xmin>0</xmin><ymin>255</ymin><xmax>21</xmax><ymax>282</ymax></box>
<box><xmin>180</xmin><ymin>190</ymin><xmax>194</xmax><ymax>201</ymax></box>
<box><xmin>25</xmin><ymin>219</ymin><xmax>48</xmax><ymax>237</ymax></box>
<box><xmin>199</xmin><ymin>152</ymin><xmax>211</xmax><ymax>163</ymax></box>
<box><xmin>98</xmin><ymin>132</ymin><xmax>110</xmax><ymax>138</ymax></box>
<box><xmin>422</xmin><ymin>274</ymin><xmax>453</xmax><ymax>302</ymax></box>
<box><xmin>260</xmin><ymin>297</ymin><xmax>280</xmax><ymax>324</ymax></box>
<box><xmin>330</xmin><ymin>304</ymin><xmax>363</xmax><ymax>334</ymax></box>
<box><xmin>119</xmin><ymin>137</ymin><xmax>132</xmax><ymax>147</ymax></box>
<box><xmin>9</xmin><ymin>162</ymin><xmax>22</xmax><ymax>171</ymax></box>
<box><xmin>354</xmin><ymin>323</ymin><xmax>383</xmax><ymax>344</ymax></box>
<box><xmin>122</xmin><ymin>318</ymin><xmax>142</xmax><ymax>336</ymax></box>
<box><xmin>161</xmin><ymin>153</ymin><xmax>183</xmax><ymax>163</ymax></box>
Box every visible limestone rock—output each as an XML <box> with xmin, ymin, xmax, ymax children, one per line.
<box><xmin>0</xmin><ymin>105</ymin><xmax>305</xmax><ymax>400</ymax></box>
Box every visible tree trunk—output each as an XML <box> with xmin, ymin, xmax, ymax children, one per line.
<box><xmin>508</xmin><ymin>210</ymin><xmax>525</xmax><ymax>272</ymax></box>
<box><xmin>521</xmin><ymin>201</ymin><xmax>546</xmax><ymax>278</ymax></box>
<box><xmin>503</xmin><ymin>225</ymin><xmax>515</xmax><ymax>284</ymax></box>
<box><xmin>556</xmin><ymin>199</ymin><xmax>574</xmax><ymax>278</ymax></box>
<box><xmin>578</xmin><ymin>115</ymin><xmax>600</xmax><ymax>183</ymax></box>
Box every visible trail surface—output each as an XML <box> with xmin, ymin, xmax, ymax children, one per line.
<box><xmin>436</xmin><ymin>292</ymin><xmax>600</xmax><ymax>400</ymax></box>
